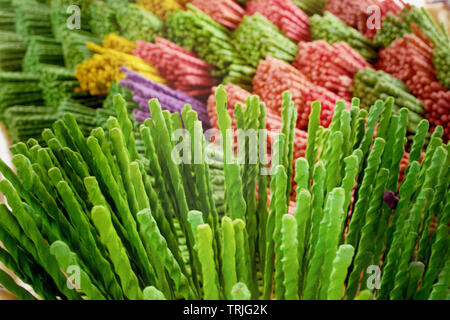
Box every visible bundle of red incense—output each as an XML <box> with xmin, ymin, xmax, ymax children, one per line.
<box><xmin>190</xmin><ymin>0</ymin><xmax>245</xmax><ymax>29</ymax></box>
<box><xmin>377</xmin><ymin>33</ymin><xmax>450</xmax><ymax>139</ymax></box>
<box><xmin>133</xmin><ymin>37</ymin><xmax>216</xmax><ymax>97</ymax></box>
<box><xmin>293</xmin><ymin>41</ymin><xmax>370</xmax><ymax>101</ymax></box>
<box><xmin>325</xmin><ymin>0</ymin><xmax>404</xmax><ymax>39</ymax></box>
<box><xmin>253</xmin><ymin>56</ymin><xmax>345</xmax><ymax>130</ymax></box>
<box><xmin>245</xmin><ymin>0</ymin><xmax>309</xmax><ymax>42</ymax></box>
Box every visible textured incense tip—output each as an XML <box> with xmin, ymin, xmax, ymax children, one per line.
<box><xmin>231</xmin><ymin>282</ymin><xmax>251</xmax><ymax>300</ymax></box>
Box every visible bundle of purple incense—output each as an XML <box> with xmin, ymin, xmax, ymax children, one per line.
<box><xmin>119</xmin><ymin>66</ymin><xmax>210</xmax><ymax>127</ymax></box>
